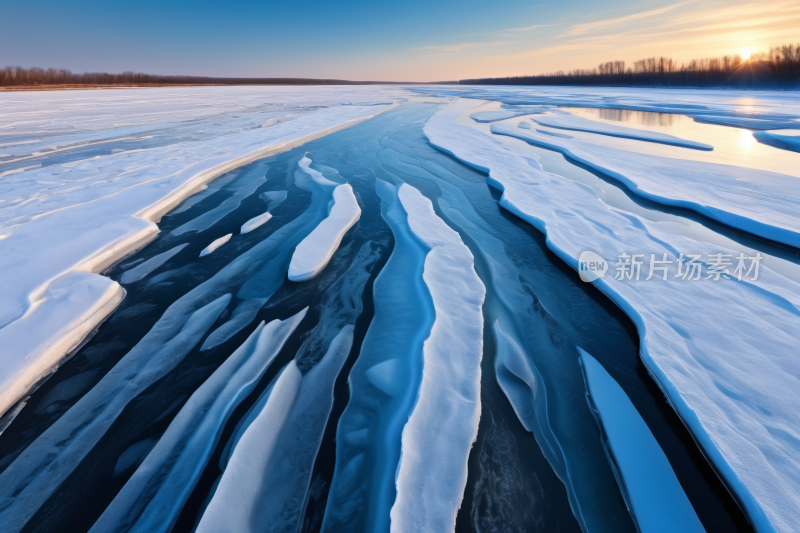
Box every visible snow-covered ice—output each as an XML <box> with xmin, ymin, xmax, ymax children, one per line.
<box><xmin>424</xmin><ymin>98</ymin><xmax>800</xmax><ymax>533</ymax></box>
<box><xmin>580</xmin><ymin>349</ymin><xmax>705</xmax><ymax>533</ymax></box>
<box><xmin>390</xmin><ymin>183</ymin><xmax>485</xmax><ymax>532</ymax></box>
<box><xmin>199</xmin><ymin>233</ymin><xmax>232</xmax><ymax>257</ymax></box>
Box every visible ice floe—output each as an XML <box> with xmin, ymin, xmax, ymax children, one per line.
<box><xmin>425</xmin><ymin>99</ymin><xmax>800</xmax><ymax>533</ymax></box>
<box><xmin>199</xmin><ymin>233</ymin><xmax>232</xmax><ymax>257</ymax></box>
<box><xmin>390</xmin><ymin>183</ymin><xmax>485</xmax><ymax>532</ymax></box>
<box><xmin>753</xmin><ymin>130</ymin><xmax>800</xmax><ymax>153</ymax></box>
<box><xmin>288</xmin><ymin>179</ymin><xmax>361</xmax><ymax>282</ymax></box>
<box><xmin>240</xmin><ymin>211</ymin><xmax>273</xmax><ymax>233</ymax></box>
<box><xmin>580</xmin><ymin>349</ymin><xmax>705</xmax><ymax>533</ymax></box>
<box><xmin>200</xmin><ymin>326</ymin><xmax>353</xmax><ymax>532</ymax></box>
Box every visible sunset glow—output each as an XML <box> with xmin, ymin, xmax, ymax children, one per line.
<box><xmin>742</xmin><ymin>47</ymin><xmax>754</xmax><ymax>60</ymax></box>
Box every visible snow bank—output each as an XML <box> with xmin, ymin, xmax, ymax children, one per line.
<box><xmin>492</xmin><ymin>123</ymin><xmax>800</xmax><ymax>248</ymax></box>
<box><xmin>90</xmin><ymin>309</ymin><xmax>307</xmax><ymax>533</ymax></box>
<box><xmin>580</xmin><ymin>349</ymin><xmax>704</xmax><ymax>533</ymax></box>
<box><xmin>0</xmin><ymin>294</ymin><xmax>231</xmax><ymax>533</ymax></box>
<box><xmin>240</xmin><ymin>211</ymin><xmax>272</xmax><ymax>233</ymax></box>
<box><xmin>288</xmin><ymin>182</ymin><xmax>361</xmax><ymax>282</ymax></box>
<box><xmin>532</xmin><ymin>113</ymin><xmax>713</xmax><ymax>150</ymax></box>
<box><xmin>199</xmin><ymin>233</ymin><xmax>232</xmax><ymax>257</ymax></box>
<box><xmin>120</xmin><ymin>243</ymin><xmax>187</xmax><ymax>284</ymax></box>
<box><xmin>0</xmin><ymin>90</ymin><xmax>396</xmax><ymax>420</ymax></box>
<box><xmin>424</xmin><ymin>99</ymin><xmax>800</xmax><ymax>533</ymax></box>
<box><xmin>390</xmin><ymin>183</ymin><xmax>485</xmax><ymax>532</ymax></box>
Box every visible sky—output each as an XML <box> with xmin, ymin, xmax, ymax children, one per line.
<box><xmin>1</xmin><ymin>0</ymin><xmax>799</xmax><ymax>81</ymax></box>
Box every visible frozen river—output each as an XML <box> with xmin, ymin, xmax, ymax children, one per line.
<box><xmin>0</xmin><ymin>86</ymin><xmax>799</xmax><ymax>533</ymax></box>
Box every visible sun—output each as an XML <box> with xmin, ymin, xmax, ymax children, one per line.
<box><xmin>741</xmin><ymin>47</ymin><xmax>753</xmax><ymax>60</ymax></box>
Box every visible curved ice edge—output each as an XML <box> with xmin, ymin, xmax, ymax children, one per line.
<box><xmin>531</xmin><ymin>115</ymin><xmax>713</xmax><ymax>151</ymax></box>
<box><xmin>451</xmin><ymin>158</ymin><xmax>770</xmax><ymax>533</ymax></box>
<box><xmin>390</xmin><ymin>183</ymin><xmax>485</xmax><ymax>533</ymax></box>
<box><xmin>0</xmin><ymin>272</ymin><xmax>126</xmax><ymax>433</ymax></box>
<box><xmin>288</xmin><ymin>184</ymin><xmax>361</xmax><ymax>282</ymax></box>
<box><xmin>579</xmin><ymin>348</ymin><xmax>705</xmax><ymax>533</ymax></box>
<box><xmin>0</xmin><ymin>104</ymin><xmax>394</xmax><ymax>421</ymax></box>
<box><xmin>490</xmin><ymin>123</ymin><xmax>800</xmax><ymax>250</ymax></box>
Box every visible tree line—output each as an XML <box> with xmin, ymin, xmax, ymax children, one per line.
<box><xmin>0</xmin><ymin>67</ymin><xmax>419</xmax><ymax>87</ymax></box>
<box><xmin>460</xmin><ymin>43</ymin><xmax>800</xmax><ymax>88</ymax></box>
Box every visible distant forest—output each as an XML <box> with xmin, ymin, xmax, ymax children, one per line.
<box><xmin>0</xmin><ymin>68</ymin><xmax>431</xmax><ymax>88</ymax></box>
<box><xmin>461</xmin><ymin>43</ymin><xmax>800</xmax><ymax>88</ymax></box>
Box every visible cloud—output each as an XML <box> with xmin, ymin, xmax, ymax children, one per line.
<box><xmin>563</xmin><ymin>1</ymin><xmax>691</xmax><ymax>36</ymax></box>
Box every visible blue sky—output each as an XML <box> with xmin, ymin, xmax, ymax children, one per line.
<box><xmin>2</xmin><ymin>0</ymin><xmax>798</xmax><ymax>81</ymax></box>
